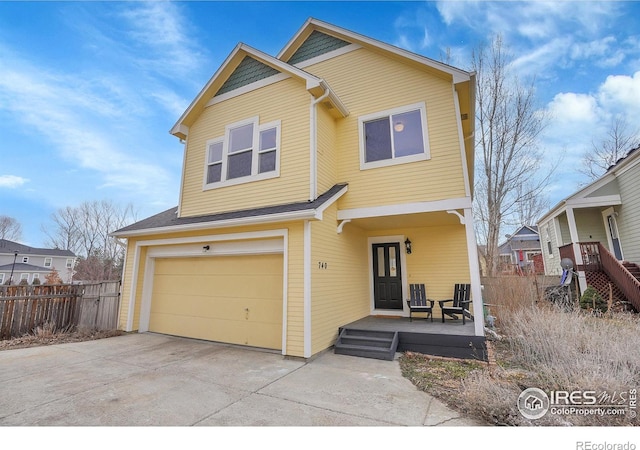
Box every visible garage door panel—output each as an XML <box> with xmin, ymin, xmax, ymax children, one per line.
<box><xmin>150</xmin><ymin>253</ymin><xmax>283</xmax><ymax>350</ymax></box>
<box><xmin>150</xmin><ymin>313</ymin><xmax>249</xmax><ymax>346</ymax></box>
<box><xmin>151</xmin><ymin>294</ymin><xmax>251</xmax><ymax>321</ymax></box>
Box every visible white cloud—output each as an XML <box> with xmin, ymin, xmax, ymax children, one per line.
<box><xmin>0</xmin><ymin>47</ymin><xmax>173</xmax><ymax>203</ymax></box>
<box><xmin>598</xmin><ymin>71</ymin><xmax>640</xmax><ymax>116</ymax></box>
<box><xmin>0</xmin><ymin>175</ymin><xmax>28</xmax><ymax>188</ymax></box>
<box><xmin>547</xmin><ymin>92</ymin><xmax>599</xmax><ymax>125</ymax></box>
<box><xmin>119</xmin><ymin>2</ymin><xmax>205</xmax><ymax>79</ymax></box>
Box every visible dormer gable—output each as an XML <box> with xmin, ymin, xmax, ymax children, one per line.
<box><xmin>170</xmin><ymin>43</ymin><xmax>348</xmax><ymax>140</ymax></box>
<box><xmin>286</xmin><ymin>30</ymin><xmax>353</xmax><ymax>66</ymax></box>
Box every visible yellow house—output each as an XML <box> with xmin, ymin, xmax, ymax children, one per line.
<box><xmin>113</xmin><ymin>18</ymin><xmax>484</xmax><ymax>360</ymax></box>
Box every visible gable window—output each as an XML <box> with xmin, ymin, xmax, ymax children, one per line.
<box><xmin>359</xmin><ymin>102</ymin><xmax>429</xmax><ymax>170</ymax></box>
<box><xmin>22</xmin><ymin>256</ymin><xmax>29</xmax><ymax>263</ymax></box>
<box><xmin>205</xmin><ymin>117</ymin><xmax>280</xmax><ymax>188</ymax></box>
<box><xmin>44</xmin><ymin>257</ymin><xmax>52</xmax><ymax>268</ymax></box>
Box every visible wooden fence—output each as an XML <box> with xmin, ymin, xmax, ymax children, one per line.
<box><xmin>0</xmin><ymin>281</ymin><xmax>121</xmax><ymax>340</ymax></box>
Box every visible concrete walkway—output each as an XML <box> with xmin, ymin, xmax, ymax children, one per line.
<box><xmin>0</xmin><ymin>333</ymin><xmax>480</xmax><ymax>426</ymax></box>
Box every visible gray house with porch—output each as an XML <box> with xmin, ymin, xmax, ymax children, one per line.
<box><xmin>537</xmin><ymin>146</ymin><xmax>640</xmax><ymax>311</ymax></box>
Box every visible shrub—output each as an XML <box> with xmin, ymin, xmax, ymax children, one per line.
<box><xmin>580</xmin><ymin>286</ymin><xmax>607</xmax><ymax>313</ymax></box>
<box><xmin>31</xmin><ymin>277</ymin><xmax>41</xmax><ymax>285</ymax></box>
<box><xmin>18</xmin><ymin>279</ymin><xmax>29</xmax><ymax>285</ymax></box>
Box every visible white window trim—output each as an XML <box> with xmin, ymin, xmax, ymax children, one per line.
<box><xmin>203</xmin><ymin>117</ymin><xmax>281</xmax><ymax>190</ymax></box>
<box><xmin>20</xmin><ymin>273</ymin><xmax>30</xmax><ymax>282</ymax></box>
<box><xmin>0</xmin><ymin>274</ymin><xmax>4</xmax><ymax>284</ymax></box>
<box><xmin>66</xmin><ymin>258</ymin><xmax>74</xmax><ymax>269</ymax></box>
<box><xmin>32</xmin><ymin>273</ymin><xmax>40</xmax><ymax>280</ymax></box>
<box><xmin>358</xmin><ymin>102</ymin><xmax>430</xmax><ymax>171</ymax></box>
<box><xmin>44</xmin><ymin>257</ymin><xmax>52</xmax><ymax>267</ymax></box>
<box><xmin>22</xmin><ymin>256</ymin><xmax>29</xmax><ymax>263</ymax></box>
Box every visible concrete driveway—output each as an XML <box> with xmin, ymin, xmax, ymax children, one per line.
<box><xmin>0</xmin><ymin>333</ymin><xmax>478</xmax><ymax>426</ymax></box>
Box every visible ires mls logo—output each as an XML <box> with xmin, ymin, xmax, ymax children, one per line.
<box><xmin>518</xmin><ymin>387</ymin><xmax>550</xmax><ymax>419</ymax></box>
<box><xmin>518</xmin><ymin>387</ymin><xmax>638</xmax><ymax>420</ymax></box>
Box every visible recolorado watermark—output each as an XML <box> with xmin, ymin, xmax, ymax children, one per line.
<box><xmin>576</xmin><ymin>442</ymin><xmax>636</xmax><ymax>450</ymax></box>
<box><xmin>517</xmin><ymin>387</ymin><xmax>637</xmax><ymax>420</ymax></box>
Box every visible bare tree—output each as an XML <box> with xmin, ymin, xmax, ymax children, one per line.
<box><xmin>579</xmin><ymin>116</ymin><xmax>640</xmax><ymax>181</ymax></box>
<box><xmin>42</xmin><ymin>206</ymin><xmax>81</xmax><ymax>251</ymax></box>
<box><xmin>472</xmin><ymin>35</ymin><xmax>551</xmax><ymax>276</ymax></box>
<box><xmin>0</xmin><ymin>215</ymin><xmax>22</xmax><ymax>241</ymax></box>
<box><xmin>43</xmin><ymin>200</ymin><xmax>137</xmax><ymax>281</ymax></box>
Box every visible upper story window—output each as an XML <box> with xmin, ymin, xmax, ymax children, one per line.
<box><xmin>205</xmin><ymin>116</ymin><xmax>280</xmax><ymax>189</ymax></box>
<box><xmin>44</xmin><ymin>257</ymin><xmax>52</xmax><ymax>268</ymax></box>
<box><xmin>359</xmin><ymin>102</ymin><xmax>429</xmax><ymax>170</ymax></box>
<box><xmin>66</xmin><ymin>258</ymin><xmax>74</xmax><ymax>269</ymax></box>
<box><xmin>22</xmin><ymin>256</ymin><xmax>29</xmax><ymax>263</ymax></box>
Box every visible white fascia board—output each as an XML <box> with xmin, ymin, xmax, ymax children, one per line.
<box><xmin>314</xmin><ymin>185</ymin><xmax>348</xmax><ymax>219</ymax></box>
<box><xmin>337</xmin><ymin>197</ymin><xmax>472</xmax><ymax>221</ymax></box>
<box><xmin>566</xmin><ymin>194</ymin><xmax>622</xmax><ymax>208</ymax></box>
<box><xmin>111</xmin><ymin>209</ymin><xmax>318</xmax><ymax>239</ymax></box>
<box><xmin>319</xmin><ymin>80</ymin><xmax>349</xmax><ymax>117</ymax></box>
<box><xmin>612</xmin><ymin>149</ymin><xmax>640</xmax><ymax>176</ymax></box>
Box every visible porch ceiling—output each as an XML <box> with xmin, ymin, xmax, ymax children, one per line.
<box><xmin>344</xmin><ymin>210</ymin><xmax>462</xmax><ymax>230</ymax></box>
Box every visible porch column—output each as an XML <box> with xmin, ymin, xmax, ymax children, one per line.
<box><xmin>566</xmin><ymin>207</ymin><xmax>587</xmax><ymax>293</ymax></box>
<box><xmin>463</xmin><ymin>208</ymin><xmax>485</xmax><ymax>336</ymax></box>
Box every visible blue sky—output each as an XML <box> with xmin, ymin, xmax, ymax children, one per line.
<box><xmin>1</xmin><ymin>1</ymin><xmax>640</xmax><ymax>247</ymax></box>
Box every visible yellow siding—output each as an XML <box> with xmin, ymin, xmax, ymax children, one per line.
<box><xmin>180</xmin><ymin>78</ymin><xmax>311</xmax><ymax>217</ymax></box>
<box><xmin>310</xmin><ymin>204</ymin><xmax>370</xmax><ymax>355</ymax></box>
<box><xmin>316</xmin><ymin>105</ymin><xmax>338</xmax><ymax>195</ymax></box>
<box><xmin>117</xmin><ymin>221</ymin><xmax>306</xmax><ymax>357</ymax></box>
<box><xmin>306</xmin><ymin>48</ymin><xmax>467</xmax><ymax>210</ymax></box>
<box><xmin>363</xmin><ymin>223</ymin><xmax>471</xmax><ymax>317</ymax></box>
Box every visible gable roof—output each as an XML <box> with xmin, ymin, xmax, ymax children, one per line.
<box><xmin>0</xmin><ymin>239</ymin><xmax>76</xmax><ymax>258</ymax></box>
<box><xmin>537</xmin><ymin>146</ymin><xmax>640</xmax><ymax>225</ymax></box>
<box><xmin>170</xmin><ymin>42</ymin><xmax>348</xmax><ymax>140</ymax></box>
<box><xmin>0</xmin><ymin>262</ymin><xmax>56</xmax><ymax>273</ymax></box>
<box><xmin>112</xmin><ymin>183</ymin><xmax>348</xmax><ymax>238</ymax></box>
<box><xmin>279</xmin><ymin>18</ymin><xmax>473</xmax><ymax>84</ymax></box>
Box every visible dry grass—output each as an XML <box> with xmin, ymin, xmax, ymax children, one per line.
<box><xmin>400</xmin><ymin>275</ymin><xmax>640</xmax><ymax>426</ymax></box>
<box><xmin>0</xmin><ymin>322</ymin><xmax>124</xmax><ymax>351</ymax></box>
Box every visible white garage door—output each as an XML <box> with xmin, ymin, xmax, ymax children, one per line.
<box><xmin>149</xmin><ymin>253</ymin><xmax>283</xmax><ymax>350</ymax></box>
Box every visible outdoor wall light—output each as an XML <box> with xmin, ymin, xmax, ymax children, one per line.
<box><xmin>404</xmin><ymin>238</ymin><xmax>412</xmax><ymax>254</ymax></box>
<box><xmin>203</xmin><ymin>245</ymin><xmax>210</xmax><ymax>251</ymax></box>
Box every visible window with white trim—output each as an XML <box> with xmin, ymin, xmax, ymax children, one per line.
<box><xmin>32</xmin><ymin>273</ymin><xmax>40</xmax><ymax>282</ymax></box>
<box><xmin>205</xmin><ymin>117</ymin><xmax>280</xmax><ymax>188</ymax></box>
<box><xmin>359</xmin><ymin>102</ymin><xmax>429</xmax><ymax>170</ymax></box>
<box><xmin>44</xmin><ymin>257</ymin><xmax>52</xmax><ymax>268</ymax></box>
<box><xmin>0</xmin><ymin>274</ymin><xmax>4</xmax><ymax>284</ymax></box>
<box><xmin>66</xmin><ymin>258</ymin><xmax>74</xmax><ymax>269</ymax></box>
<box><xmin>22</xmin><ymin>256</ymin><xmax>29</xmax><ymax>263</ymax></box>
<box><xmin>20</xmin><ymin>273</ymin><xmax>29</xmax><ymax>282</ymax></box>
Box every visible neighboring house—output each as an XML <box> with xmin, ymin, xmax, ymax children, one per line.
<box><xmin>112</xmin><ymin>18</ymin><xmax>483</xmax><ymax>359</ymax></box>
<box><xmin>537</xmin><ymin>146</ymin><xmax>640</xmax><ymax>311</ymax></box>
<box><xmin>497</xmin><ymin>225</ymin><xmax>543</xmax><ymax>274</ymax></box>
<box><xmin>0</xmin><ymin>239</ymin><xmax>77</xmax><ymax>284</ymax></box>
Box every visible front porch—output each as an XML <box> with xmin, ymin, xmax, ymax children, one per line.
<box><xmin>558</xmin><ymin>241</ymin><xmax>640</xmax><ymax>311</ymax></box>
<box><xmin>335</xmin><ymin>315</ymin><xmax>486</xmax><ymax>362</ymax></box>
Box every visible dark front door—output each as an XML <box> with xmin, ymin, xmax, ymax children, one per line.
<box><xmin>372</xmin><ymin>243</ymin><xmax>403</xmax><ymax>310</ymax></box>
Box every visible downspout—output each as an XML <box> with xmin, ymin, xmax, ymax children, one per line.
<box><xmin>309</xmin><ymin>84</ymin><xmax>330</xmax><ymax>201</ymax></box>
